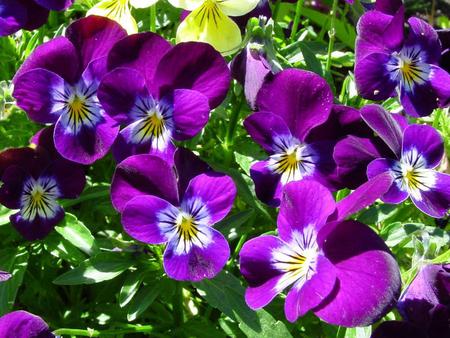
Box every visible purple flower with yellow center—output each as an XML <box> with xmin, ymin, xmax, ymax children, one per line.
<box><xmin>0</xmin><ymin>128</ymin><xmax>86</xmax><ymax>240</ymax></box>
<box><xmin>111</xmin><ymin>149</ymin><xmax>236</xmax><ymax>281</ymax></box>
<box><xmin>244</xmin><ymin>68</ymin><xmax>336</xmax><ymax>206</ymax></box>
<box><xmin>359</xmin><ymin>105</ymin><xmax>450</xmax><ymax>218</ymax></box>
<box><xmin>0</xmin><ymin>310</ymin><xmax>53</xmax><ymax>338</ymax></box>
<box><xmin>239</xmin><ymin>177</ymin><xmax>401</xmax><ymax>326</ymax></box>
<box><xmin>0</xmin><ymin>0</ymin><xmax>73</xmax><ymax>36</ymax></box>
<box><xmin>355</xmin><ymin>4</ymin><xmax>450</xmax><ymax>117</ymax></box>
<box><xmin>98</xmin><ymin>32</ymin><xmax>230</xmax><ymax>163</ymax></box>
<box><xmin>12</xmin><ymin>16</ymin><xmax>127</xmax><ymax>164</ymax></box>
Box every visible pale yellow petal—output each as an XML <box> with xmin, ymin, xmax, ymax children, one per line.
<box><xmin>216</xmin><ymin>0</ymin><xmax>259</xmax><ymax>16</ymax></box>
<box><xmin>176</xmin><ymin>2</ymin><xmax>242</xmax><ymax>55</ymax></box>
<box><xmin>130</xmin><ymin>0</ymin><xmax>158</xmax><ymax>8</ymax></box>
<box><xmin>167</xmin><ymin>0</ymin><xmax>204</xmax><ymax>11</ymax></box>
<box><xmin>87</xmin><ymin>0</ymin><xmax>138</xmax><ymax>34</ymax></box>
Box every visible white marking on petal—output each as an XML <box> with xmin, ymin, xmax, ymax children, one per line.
<box><xmin>20</xmin><ymin>177</ymin><xmax>60</xmax><ymax>221</ymax></box>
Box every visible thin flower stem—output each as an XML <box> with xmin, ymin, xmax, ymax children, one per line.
<box><xmin>53</xmin><ymin>325</ymin><xmax>154</xmax><ymax>336</ymax></box>
<box><xmin>173</xmin><ymin>283</ymin><xmax>184</xmax><ymax>327</ymax></box>
<box><xmin>325</xmin><ymin>0</ymin><xmax>339</xmax><ymax>72</ymax></box>
<box><xmin>60</xmin><ymin>188</ymin><xmax>110</xmax><ymax>208</ymax></box>
<box><xmin>225</xmin><ymin>91</ymin><xmax>244</xmax><ymax>148</ymax></box>
<box><xmin>150</xmin><ymin>4</ymin><xmax>157</xmax><ymax>32</ymax></box>
<box><xmin>290</xmin><ymin>0</ymin><xmax>304</xmax><ymax>41</ymax></box>
<box><xmin>272</xmin><ymin>0</ymin><xmax>282</xmax><ymax>20</ymax></box>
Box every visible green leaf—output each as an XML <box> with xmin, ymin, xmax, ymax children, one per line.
<box><xmin>298</xmin><ymin>42</ymin><xmax>323</xmax><ymax>76</ymax></box>
<box><xmin>55</xmin><ymin>213</ymin><xmax>99</xmax><ymax>256</ymax></box>
<box><xmin>344</xmin><ymin>327</ymin><xmax>372</xmax><ymax>338</ymax></box>
<box><xmin>430</xmin><ymin>249</ymin><xmax>450</xmax><ymax>264</ymax></box>
<box><xmin>126</xmin><ymin>280</ymin><xmax>167</xmax><ymax>321</ymax></box>
<box><xmin>0</xmin><ymin>246</ymin><xmax>29</xmax><ymax>315</ymax></box>
<box><xmin>119</xmin><ymin>271</ymin><xmax>145</xmax><ymax>308</ymax></box>
<box><xmin>53</xmin><ymin>252</ymin><xmax>135</xmax><ymax>285</ymax></box>
<box><xmin>44</xmin><ymin>232</ymin><xmax>87</xmax><ymax>265</ymax></box>
<box><xmin>0</xmin><ymin>206</ymin><xmax>13</xmax><ymax>226</ymax></box>
<box><xmin>239</xmin><ymin>309</ymin><xmax>293</xmax><ymax>338</ymax></box>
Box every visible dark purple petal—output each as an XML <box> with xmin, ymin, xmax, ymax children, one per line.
<box><xmin>232</xmin><ymin>0</ymin><xmax>271</xmax><ymax>32</ymax></box>
<box><xmin>54</xmin><ymin>114</ymin><xmax>119</xmax><ymax>165</ymax></box>
<box><xmin>66</xmin><ymin>16</ymin><xmax>127</xmax><ymax>71</ymax></box>
<box><xmin>183</xmin><ymin>173</ymin><xmax>236</xmax><ymax>225</ymax></box>
<box><xmin>314</xmin><ymin>220</ymin><xmax>401</xmax><ymax>327</ymax></box>
<box><xmin>371</xmin><ymin>321</ymin><xmax>427</xmax><ymax>338</ymax></box>
<box><xmin>375</xmin><ymin>0</ymin><xmax>403</xmax><ymax>15</ymax></box>
<box><xmin>410</xmin><ymin>172</ymin><xmax>450</xmax><ymax>218</ymax></box>
<box><xmin>244</xmin><ymin>112</ymin><xmax>292</xmax><ymax>153</ymax></box>
<box><xmin>174</xmin><ymin>148</ymin><xmax>210</xmax><ymax>198</ymax></box>
<box><xmin>334</xmin><ymin>135</ymin><xmax>393</xmax><ymax>189</ymax></box>
<box><xmin>256</xmin><ymin>69</ymin><xmax>333</xmax><ymax>141</ymax></box>
<box><xmin>98</xmin><ymin>67</ymin><xmax>148</xmax><ymax>124</ymax></box>
<box><xmin>405</xmin><ymin>17</ymin><xmax>441</xmax><ymax>64</ymax></box>
<box><xmin>332</xmin><ymin>172</ymin><xmax>394</xmax><ymax>222</ymax></box>
<box><xmin>355</xmin><ymin>8</ymin><xmax>404</xmax><ymax>61</ymax></box>
<box><xmin>278</xmin><ymin>180</ymin><xmax>335</xmax><ymax>242</ymax></box>
<box><xmin>285</xmin><ymin>255</ymin><xmax>336</xmax><ymax>322</ymax></box>
<box><xmin>11</xmin><ymin>206</ymin><xmax>64</xmax><ymax>241</ymax></box>
<box><xmin>355</xmin><ymin>53</ymin><xmax>397</xmax><ymax>101</ymax></box>
<box><xmin>398</xmin><ymin>264</ymin><xmax>450</xmax><ymax>327</ymax></box>
<box><xmin>0</xmin><ymin>270</ymin><xmax>11</xmax><ymax>282</ymax></box>
<box><xmin>429</xmin><ymin>65</ymin><xmax>450</xmax><ymax>108</ymax></box>
<box><xmin>239</xmin><ymin>235</ymin><xmax>286</xmax><ymax>309</ymax></box>
<box><xmin>107</xmin><ymin>32</ymin><xmax>172</xmax><ymax>93</ymax></box>
<box><xmin>360</xmin><ymin>104</ymin><xmax>404</xmax><ymax>158</ymax></box>
<box><xmin>0</xmin><ymin>165</ymin><xmax>29</xmax><ymax>209</ymax></box>
<box><xmin>13</xmin><ymin>36</ymin><xmax>80</xmax><ymax>84</ymax></box>
<box><xmin>20</xmin><ymin>0</ymin><xmax>49</xmax><ymax>31</ymax></box>
<box><xmin>250</xmin><ymin>160</ymin><xmax>282</xmax><ymax>207</ymax></box>
<box><xmin>0</xmin><ymin>0</ymin><xmax>26</xmax><ymax>36</ymax></box>
<box><xmin>111</xmin><ymin>154</ymin><xmax>179</xmax><ymax>212</ymax></box>
<box><xmin>438</xmin><ymin>29</ymin><xmax>450</xmax><ymax>73</ymax></box>
<box><xmin>163</xmin><ymin>228</ymin><xmax>229</xmax><ymax>281</ymax></box>
<box><xmin>122</xmin><ymin>195</ymin><xmax>175</xmax><ymax>244</ymax></box>
<box><xmin>0</xmin><ymin>310</ymin><xmax>53</xmax><ymax>338</ymax></box>
<box><xmin>367</xmin><ymin>158</ymin><xmax>409</xmax><ymax>204</ymax></box>
<box><xmin>0</xmin><ymin>147</ymin><xmax>49</xmax><ymax>179</ymax></box>
<box><xmin>172</xmin><ymin>89</ymin><xmax>210</xmax><ymax>141</ymax></box>
<box><xmin>154</xmin><ymin>42</ymin><xmax>230</xmax><ymax>109</ymax></box>
<box><xmin>13</xmin><ymin>69</ymin><xmax>64</xmax><ymax>124</ymax></box>
<box><xmin>34</xmin><ymin>0</ymin><xmax>73</xmax><ymax>11</ymax></box>
<box><xmin>402</xmin><ymin>125</ymin><xmax>444</xmax><ymax>170</ymax></box>
<box><xmin>48</xmin><ymin>159</ymin><xmax>85</xmax><ymax>199</ymax></box>
<box><xmin>400</xmin><ymin>83</ymin><xmax>438</xmax><ymax>118</ymax></box>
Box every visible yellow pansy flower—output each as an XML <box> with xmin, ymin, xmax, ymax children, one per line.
<box><xmin>168</xmin><ymin>0</ymin><xmax>259</xmax><ymax>55</ymax></box>
<box><xmin>87</xmin><ymin>0</ymin><xmax>158</xmax><ymax>34</ymax></box>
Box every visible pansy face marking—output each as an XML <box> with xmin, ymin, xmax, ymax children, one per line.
<box><xmin>391</xmin><ymin>148</ymin><xmax>436</xmax><ymax>200</ymax></box>
<box><xmin>272</xmin><ymin>227</ymin><xmax>319</xmax><ymax>292</ymax></box>
<box><xmin>20</xmin><ymin>177</ymin><xmax>60</xmax><ymax>221</ymax></box>
<box><xmin>387</xmin><ymin>46</ymin><xmax>431</xmax><ymax>92</ymax></box>
<box><xmin>129</xmin><ymin>96</ymin><xmax>174</xmax><ymax>150</ymax></box>
<box><xmin>54</xmin><ymin>81</ymin><xmax>102</xmax><ymax>134</ymax></box>
<box><xmin>158</xmin><ymin>198</ymin><xmax>212</xmax><ymax>255</ymax></box>
<box><xmin>268</xmin><ymin>136</ymin><xmax>316</xmax><ymax>184</ymax></box>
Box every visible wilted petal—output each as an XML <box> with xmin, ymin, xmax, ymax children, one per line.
<box><xmin>0</xmin><ymin>270</ymin><xmax>11</xmax><ymax>282</ymax></box>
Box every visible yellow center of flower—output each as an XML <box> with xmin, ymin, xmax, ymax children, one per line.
<box><xmin>67</xmin><ymin>95</ymin><xmax>91</xmax><ymax>129</ymax></box>
<box><xmin>176</xmin><ymin>214</ymin><xmax>199</xmax><ymax>242</ymax></box>
<box><xmin>21</xmin><ymin>177</ymin><xmax>60</xmax><ymax>221</ymax></box>
<box><xmin>399</xmin><ymin>59</ymin><xmax>423</xmax><ymax>86</ymax></box>
<box><xmin>134</xmin><ymin>110</ymin><xmax>166</xmax><ymax>142</ymax></box>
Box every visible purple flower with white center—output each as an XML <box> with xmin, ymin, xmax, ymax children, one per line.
<box><xmin>0</xmin><ymin>310</ymin><xmax>53</xmax><ymax>338</ymax></box>
<box><xmin>355</xmin><ymin>4</ymin><xmax>450</xmax><ymax>116</ymax></box>
<box><xmin>239</xmin><ymin>177</ymin><xmax>401</xmax><ymax>326</ymax></box>
<box><xmin>372</xmin><ymin>263</ymin><xmax>450</xmax><ymax>338</ymax></box>
<box><xmin>98</xmin><ymin>32</ymin><xmax>230</xmax><ymax>164</ymax></box>
<box><xmin>0</xmin><ymin>0</ymin><xmax>73</xmax><ymax>36</ymax></box>
<box><xmin>0</xmin><ymin>129</ymin><xmax>86</xmax><ymax>240</ymax></box>
<box><xmin>12</xmin><ymin>16</ymin><xmax>127</xmax><ymax>164</ymax></box>
<box><xmin>360</xmin><ymin>105</ymin><xmax>450</xmax><ymax>218</ymax></box>
<box><xmin>111</xmin><ymin>149</ymin><xmax>236</xmax><ymax>281</ymax></box>
<box><xmin>244</xmin><ymin>69</ymin><xmax>337</xmax><ymax>206</ymax></box>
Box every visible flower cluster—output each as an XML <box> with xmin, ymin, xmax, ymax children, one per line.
<box><xmin>0</xmin><ymin>0</ymin><xmax>449</xmax><ymax>335</ymax></box>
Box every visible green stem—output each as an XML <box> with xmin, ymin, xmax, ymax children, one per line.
<box><xmin>150</xmin><ymin>4</ymin><xmax>157</xmax><ymax>32</ymax></box>
<box><xmin>325</xmin><ymin>0</ymin><xmax>339</xmax><ymax>72</ymax></box>
<box><xmin>173</xmin><ymin>283</ymin><xmax>184</xmax><ymax>327</ymax></box>
<box><xmin>60</xmin><ymin>188</ymin><xmax>110</xmax><ymax>208</ymax></box>
<box><xmin>290</xmin><ymin>0</ymin><xmax>304</xmax><ymax>40</ymax></box>
<box><xmin>225</xmin><ymin>92</ymin><xmax>244</xmax><ymax>147</ymax></box>
<box><xmin>272</xmin><ymin>0</ymin><xmax>282</xmax><ymax>21</ymax></box>
<box><xmin>53</xmin><ymin>325</ymin><xmax>154</xmax><ymax>337</ymax></box>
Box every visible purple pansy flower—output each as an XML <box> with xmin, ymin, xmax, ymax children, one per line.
<box><xmin>244</xmin><ymin>68</ymin><xmax>337</xmax><ymax>206</ymax></box>
<box><xmin>111</xmin><ymin>149</ymin><xmax>236</xmax><ymax>282</ymax></box>
<box><xmin>0</xmin><ymin>310</ymin><xmax>53</xmax><ymax>338</ymax></box>
<box><xmin>372</xmin><ymin>263</ymin><xmax>450</xmax><ymax>338</ymax></box>
<box><xmin>0</xmin><ymin>0</ymin><xmax>73</xmax><ymax>36</ymax></box>
<box><xmin>0</xmin><ymin>128</ymin><xmax>86</xmax><ymax>240</ymax></box>
<box><xmin>355</xmin><ymin>3</ymin><xmax>450</xmax><ymax>116</ymax></box>
<box><xmin>239</xmin><ymin>177</ymin><xmax>401</xmax><ymax>326</ymax></box>
<box><xmin>358</xmin><ymin>105</ymin><xmax>450</xmax><ymax>218</ymax></box>
<box><xmin>13</xmin><ymin>16</ymin><xmax>127</xmax><ymax>164</ymax></box>
<box><xmin>98</xmin><ymin>32</ymin><xmax>230</xmax><ymax>163</ymax></box>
